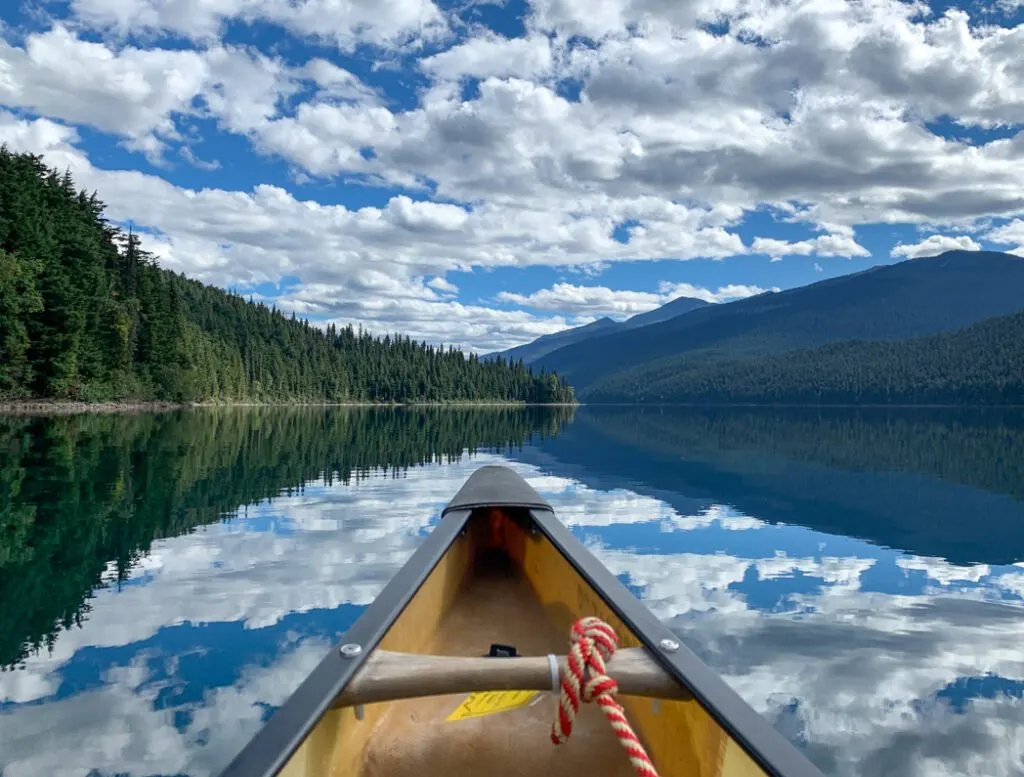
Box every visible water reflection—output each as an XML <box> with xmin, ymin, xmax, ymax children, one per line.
<box><xmin>513</xmin><ymin>406</ymin><xmax>1024</xmax><ymax>564</ymax></box>
<box><xmin>2</xmin><ymin>406</ymin><xmax>1024</xmax><ymax>777</ymax></box>
<box><xmin>0</xmin><ymin>406</ymin><xmax>571</xmax><ymax>669</ymax></box>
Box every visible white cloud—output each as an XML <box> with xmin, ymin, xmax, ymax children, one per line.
<box><xmin>985</xmin><ymin>218</ymin><xmax>1024</xmax><ymax>254</ymax></box>
<box><xmin>891</xmin><ymin>234</ymin><xmax>983</xmax><ymax>259</ymax></box>
<box><xmin>752</xmin><ymin>233</ymin><xmax>872</xmax><ymax>261</ymax></box>
<box><xmin>68</xmin><ymin>0</ymin><xmax>450</xmax><ymax>51</ymax></box>
<box><xmin>179</xmin><ymin>144</ymin><xmax>221</xmax><ymax>171</ymax></box>
<box><xmin>497</xmin><ymin>280</ymin><xmax>771</xmax><ymax>317</ymax></box>
<box><xmin>659</xmin><ymin>281</ymin><xmax>776</xmax><ymax>304</ymax></box>
<box><xmin>427</xmin><ymin>276</ymin><xmax>458</xmax><ymax>295</ymax></box>
<box><xmin>7</xmin><ymin>0</ymin><xmax>1024</xmax><ymax>350</ymax></box>
<box><xmin>0</xmin><ymin>26</ymin><xmax>207</xmax><ymax>148</ymax></box>
<box><xmin>302</xmin><ymin>58</ymin><xmax>382</xmax><ymax>103</ymax></box>
<box><xmin>0</xmin><ymin>111</ymin><xmax>617</xmax><ymax>352</ymax></box>
<box><xmin>497</xmin><ymin>283</ymin><xmax>663</xmax><ymax>315</ymax></box>
<box><xmin>0</xmin><ymin>26</ymin><xmax>300</xmax><ymax>158</ymax></box>
<box><xmin>420</xmin><ymin>33</ymin><xmax>554</xmax><ymax>82</ymax></box>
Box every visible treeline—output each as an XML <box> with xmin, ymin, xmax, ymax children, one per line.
<box><xmin>0</xmin><ymin>405</ymin><xmax>574</xmax><ymax>668</ymax></box>
<box><xmin>585</xmin><ymin>310</ymin><xmax>1024</xmax><ymax>405</ymax></box>
<box><xmin>0</xmin><ymin>147</ymin><xmax>574</xmax><ymax>404</ymax></box>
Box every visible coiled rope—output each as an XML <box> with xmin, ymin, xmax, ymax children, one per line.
<box><xmin>550</xmin><ymin>616</ymin><xmax>661</xmax><ymax>777</ymax></box>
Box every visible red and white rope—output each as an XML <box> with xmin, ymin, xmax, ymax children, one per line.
<box><xmin>550</xmin><ymin>616</ymin><xmax>661</xmax><ymax>777</ymax></box>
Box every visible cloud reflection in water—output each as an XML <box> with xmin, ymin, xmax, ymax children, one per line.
<box><xmin>2</xmin><ymin>455</ymin><xmax>1023</xmax><ymax>777</ymax></box>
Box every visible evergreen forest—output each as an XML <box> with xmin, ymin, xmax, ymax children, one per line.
<box><xmin>0</xmin><ymin>148</ymin><xmax>574</xmax><ymax>405</ymax></box>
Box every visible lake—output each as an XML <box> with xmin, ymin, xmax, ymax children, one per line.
<box><xmin>2</xmin><ymin>405</ymin><xmax>1024</xmax><ymax>777</ymax></box>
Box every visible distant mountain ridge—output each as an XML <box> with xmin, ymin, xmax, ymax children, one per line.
<box><xmin>483</xmin><ymin>316</ymin><xmax>621</xmax><ymax>365</ymax></box>
<box><xmin>533</xmin><ymin>250</ymin><xmax>1024</xmax><ymax>392</ymax></box>
<box><xmin>486</xmin><ymin>295</ymin><xmax>711</xmax><ymax>364</ymax></box>
<box><xmin>586</xmin><ymin>307</ymin><xmax>1024</xmax><ymax>405</ymax></box>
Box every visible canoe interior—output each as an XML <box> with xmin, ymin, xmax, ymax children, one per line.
<box><xmin>279</xmin><ymin>507</ymin><xmax>770</xmax><ymax>777</ymax></box>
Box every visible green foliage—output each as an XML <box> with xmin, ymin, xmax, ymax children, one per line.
<box><xmin>0</xmin><ymin>405</ymin><xmax>574</xmax><ymax>669</ymax></box>
<box><xmin>584</xmin><ymin>310</ymin><xmax>1024</xmax><ymax>405</ymax></box>
<box><xmin>0</xmin><ymin>248</ymin><xmax>43</xmax><ymax>394</ymax></box>
<box><xmin>0</xmin><ymin>147</ymin><xmax>575</xmax><ymax>405</ymax></box>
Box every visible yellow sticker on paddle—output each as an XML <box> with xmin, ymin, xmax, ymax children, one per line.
<box><xmin>446</xmin><ymin>690</ymin><xmax>539</xmax><ymax>721</ymax></box>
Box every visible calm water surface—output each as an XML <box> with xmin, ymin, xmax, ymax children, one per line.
<box><xmin>2</xmin><ymin>405</ymin><xmax>1024</xmax><ymax>777</ymax></box>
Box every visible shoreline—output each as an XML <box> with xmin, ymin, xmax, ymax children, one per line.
<box><xmin>0</xmin><ymin>399</ymin><xmax>580</xmax><ymax>416</ymax></box>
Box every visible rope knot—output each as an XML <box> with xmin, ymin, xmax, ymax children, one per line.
<box><xmin>567</xmin><ymin>616</ymin><xmax>619</xmax><ymax>703</ymax></box>
<box><xmin>550</xmin><ymin>617</ymin><xmax>660</xmax><ymax>777</ymax></box>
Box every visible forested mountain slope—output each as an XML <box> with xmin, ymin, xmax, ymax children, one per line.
<box><xmin>0</xmin><ymin>148</ymin><xmax>573</xmax><ymax>404</ymax></box>
<box><xmin>537</xmin><ymin>250</ymin><xmax>1024</xmax><ymax>390</ymax></box>
<box><xmin>585</xmin><ymin>309</ymin><xmax>1024</xmax><ymax>405</ymax></box>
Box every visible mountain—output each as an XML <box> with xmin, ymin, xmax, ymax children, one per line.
<box><xmin>487</xmin><ymin>295</ymin><xmax>711</xmax><ymax>364</ymax></box>
<box><xmin>483</xmin><ymin>316</ymin><xmax>620</xmax><ymax>365</ymax></box>
<box><xmin>617</xmin><ymin>295</ymin><xmax>714</xmax><ymax>330</ymax></box>
<box><xmin>586</xmin><ymin>308</ymin><xmax>1024</xmax><ymax>405</ymax></box>
<box><xmin>536</xmin><ymin>250</ymin><xmax>1024</xmax><ymax>392</ymax></box>
<box><xmin>0</xmin><ymin>147</ymin><xmax>573</xmax><ymax>405</ymax></box>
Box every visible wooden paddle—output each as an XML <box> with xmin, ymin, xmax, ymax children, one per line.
<box><xmin>333</xmin><ymin>648</ymin><xmax>692</xmax><ymax>708</ymax></box>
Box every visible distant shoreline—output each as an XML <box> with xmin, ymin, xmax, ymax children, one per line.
<box><xmin>0</xmin><ymin>399</ymin><xmax>580</xmax><ymax>416</ymax></box>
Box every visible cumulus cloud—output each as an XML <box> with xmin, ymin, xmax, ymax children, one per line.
<box><xmin>752</xmin><ymin>233</ymin><xmax>872</xmax><ymax>261</ymax></box>
<box><xmin>0</xmin><ymin>26</ymin><xmax>306</xmax><ymax>158</ymax></box>
<box><xmin>5</xmin><ymin>0</ymin><xmax>1024</xmax><ymax>349</ymax></box>
<box><xmin>891</xmin><ymin>234</ymin><xmax>983</xmax><ymax>259</ymax></box>
<box><xmin>420</xmin><ymin>33</ymin><xmax>554</xmax><ymax>82</ymax></box>
<box><xmin>985</xmin><ymin>218</ymin><xmax>1024</xmax><ymax>256</ymax></box>
<box><xmin>68</xmin><ymin>0</ymin><xmax>450</xmax><ymax>51</ymax></box>
<box><xmin>217</xmin><ymin>1</ymin><xmax>1024</xmax><ymax>230</ymax></box>
<box><xmin>0</xmin><ymin>26</ymin><xmax>208</xmax><ymax>149</ymax></box>
<box><xmin>497</xmin><ymin>280</ymin><xmax>772</xmax><ymax>317</ymax></box>
<box><xmin>659</xmin><ymin>281</ymin><xmax>776</xmax><ymax>304</ymax></box>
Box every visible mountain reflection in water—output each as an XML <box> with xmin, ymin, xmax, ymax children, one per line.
<box><xmin>1</xmin><ymin>405</ymin><xmax>1023</xmax><ymax>777</ymax></box>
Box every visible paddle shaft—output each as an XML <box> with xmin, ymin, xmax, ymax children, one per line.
<box><xmin>333</xmin><ymin>648</ymin><xmax>692</xmax><ymax>708</ymax></box>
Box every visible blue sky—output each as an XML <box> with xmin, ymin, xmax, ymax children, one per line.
<box><xmin>1</xmin><ymin>0</ymin><xmax>1024</xmax><ymax>352</ymax></box>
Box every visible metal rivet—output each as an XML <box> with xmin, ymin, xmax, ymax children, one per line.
<box><xmin>659</xmin><ymin>638</ymin><xmax>680</xmax><ymax>653</ymax></box>
<box><xmin>354</xmin><ymin>704</ymin><xmax>365</xmax><ymax>721</ymax></box>
<box><xmin>340</xmin><ymin>643</ymin><xmax>362</xmax><ymax>658</ymax></box>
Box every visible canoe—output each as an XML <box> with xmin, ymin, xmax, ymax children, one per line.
<box><xmin>219</xmin><ymin>464</ymin><xmax>826</xmax><ymax>777</ymax></box>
